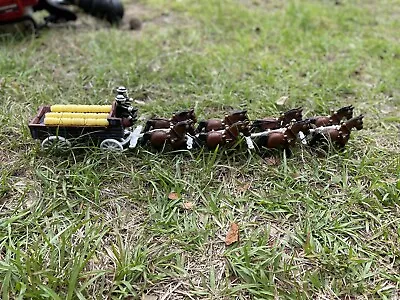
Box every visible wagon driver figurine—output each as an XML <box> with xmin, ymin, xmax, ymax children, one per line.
<box><xmin>116</xmin><ymin>86</ymin><xmax>132</xmax><ymax>103</ymax></box>
<box><xmin>115</xmin><ymin>94</ymin><xmax>138</xmax><ymax>127</ymax></box>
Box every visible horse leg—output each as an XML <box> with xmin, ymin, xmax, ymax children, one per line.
<box><xmin>197</xmin><ymin>133</ymin><xmax>207</xmax><ymax>145</ymax></box>
<box><xmin>336</xmin><ymin>143</ymin><xmax>346</xmax><ymax>152</ymax></box>
<box><xmin>190</xmin><ymin>135</ymin><xmax>202</xmax><ymax>149</ymax></box>
<box><xmin>283</xmin><ymin>147</ymin><xmax>292</xmax><ymax>158</ymax></box>
<box><xmin>143</xmin><ymin>120</ymin><xmax>153</xmax><ymax>132</ymax></box>
<box><xmin>141</xmin><ymin>132</ymin><xmax>151</xmax><ymax>145</ymax></box>
<box><xmin>308</xmin><ymin>132</ymin><xmax>324</xmax><ymax>147</ymax></box>
<box><xmin>254</xmin><ymin>135</ymin><xmax>280</xmax><ymax>158</ymax></box>
<box><xmin>335</xmin><ymin>135</ymin><xmax>348</xmax><ymax>151</ymax></box>
<box><xmin>255</xmin><ymin>134</ymin><xmax>269</xmax><ymax>149</ymax></box>
<box><xmin>196</xmin><ymin>121</ymin><xmax>207</xmax><ymax>133</ymax></box>
<box><xmin>250</xmin><ymin>120</ymin><xmax>262</xmax><ymax>133</ymax></box>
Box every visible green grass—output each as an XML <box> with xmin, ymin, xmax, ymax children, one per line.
<box><xmin>1</xmin><ymin>0</ymin><xmax>399</xmax><ymax>298</ymax></box>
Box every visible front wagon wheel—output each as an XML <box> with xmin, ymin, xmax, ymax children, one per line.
<box><xmin>41</xmin><ymin>136</ymin><xmax>71</xmax><ymax>152</ymax></box>
<box><xmin>100</xmin><ymin>139</ymin><xmax>123</xmax><ymax>152</ymax></box>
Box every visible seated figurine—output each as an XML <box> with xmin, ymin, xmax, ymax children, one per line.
<box><xmin>116</xmin><ymin>86</ymin><xmax>132</xmax><ymax>103</ymax></box>
<box><xmin>115</xmin><ymin>95</ymin><xmax>138</xmax><ymax>127</ymax></box>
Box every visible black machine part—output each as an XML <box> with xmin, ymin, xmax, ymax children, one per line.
<box><xmin>33</xmin><ymin>0</ymin><xmax>123</xmax><ymax>25</ymax></box>
<box><xmin>72</xmin><ymin>0</ymin><xmax>124</xmax><ymax>24</ymax></box>
<box><xmin>34</xmin><ymin>0</ymin><xmax>77</xmax><ymax>23</ymax></box>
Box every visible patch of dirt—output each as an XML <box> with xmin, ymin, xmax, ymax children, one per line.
<box><xmin>0</xmin><ymin>148</ymin><xmax>15</xmax><ymax>165</ymax></box>
<box><xmin>0</xmin><ymin>168</ymin><xmax>39</xmax><ymax>212</ymax></box>
<box><xmin>374</xmin><ymin>132</ymin><xmax>400</xmax><ymax>153</ymax></box>
<box><xmin>144</xmin><ymin>241</ymin><xmax>228</xmax><ymax>299</ymax></box>
<box><xmin>41</xmin><ymin>2</ymin><xmax>188</xmax><ymax>34</ymax></box>
<box><xmin>121</xmin><ymin>3</ymin><xmax>189</xmax><ymax>32</ymax></box>
<box><xmin>101</xmin><ymin>194</ymin><xmax>148</xmax><ymax>236</ymax></box>
<box><xmin>83</xmin><ymin>199</ymin><xmax>148</xmax><ymax>294</ymax></box>
<box><xmin>362</xmin><ymin>0</ymin><xmax>400</xmax><ymax>23</ymax></box>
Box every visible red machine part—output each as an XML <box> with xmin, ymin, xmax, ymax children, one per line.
<box><xmin>0</xmin><ymin>0</ymin><xmax>38</xmax><ymax>22</ymax></box>
<box><xmin>1</xmin><ymin>0</ymin><xmax>124</xmax><ymax>27</ymax></box>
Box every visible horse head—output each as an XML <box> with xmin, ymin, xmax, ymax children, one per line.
<box><xmin>171</xmin><ymin>120</ymin><xmax>193</xmax><ymax>138</ymax></box>
<box><xmin>173</xmin><ymin>108</ymin><xmax>197</xmax><ymax>123</ymax></box>
<box><xmin>336</xmin><ymin>105</ymin><xmax>354</xmax><ymax>120</ymax></box>
<box><xmin>279</xmin><ymin>107</ymin><xmax>303</xmax><ymax>124</ymax></box>
<box><xmin>343</xmin><ymin>114</ymin><xmax>364</xmax><ymax>131</ymax></box>
<box><xmin>187</xmin><ymin>108</ymin><xmax>197</xmax><ymax>122</ymax></box>
<box><xmin>225</xmin><ymin>121</ymin><xmax>250</xmax><ymax>139</ymax></box>
<box><xmin>289</xmin><ymin>119</ymin><xmax>312</xmax><ymax>135</ymax></box>
<box><xmin>226</xmin><ymin>110</ymin><xmax>249</xmax><ymax>124</ymax></box>
<box><xmin>234</xmin><ymin>120</ymin><xmax>251</xmax><ymax>136</ymax></box>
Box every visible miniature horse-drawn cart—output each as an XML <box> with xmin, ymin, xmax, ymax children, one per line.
<box><xmin>28</xmin><ymin>85</ymin><xmax>363</xmax><ymax>154</ymax></box>
<box><xmin>28</xmin><ymin>101</ymin><xmax>141</xmax><ymax>151</ymax></box>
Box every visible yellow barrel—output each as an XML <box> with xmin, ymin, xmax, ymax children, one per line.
<box><xmin>45</xmin><ymin>112</ymin><xmax>109</xmax><ymax>119</ymax></box>
<box><xmin>50</xmin><ymin>105</ymin><xmax>112</xmax><ymax>113</ymax></box>
<box><xmin>44</xmin><ymin>117</ymin><xmax>109</xmax><ymax>126</ymax></box>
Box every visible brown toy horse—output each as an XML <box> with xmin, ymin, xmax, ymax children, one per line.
<box><xmin>309</xmin><ymin>114</ymin><xmax>364</xmax><ymax>149</ymax></box>
<box><xmin>142</xmin><ymin>120</ymin><xmax>195</xmax><ymax>150</ymax></box>
<box><xmin>198</xmin><ymin>121</ymin><xmax>251</xmax><ymax>150</ymax></box>
<box><xmin>309</xmin><ymin>105</ymin><xmax>354</xmax><ymax>127</ymax></box>
<box><xmin>143</xmin><ymin>109</ymin><xmax>197</xmax><ymax>132</ymax></box>
<box><xmin>251</xmin><ymin>107</ymin><xmax>303</xmax><ymax>132</ymax></box>
<box><xmin>196</xmin><ymin>110</ymin><xmax>249</xmax><ymax>133</ymax></box>
<box><xmin>255</xmin><ymin>119</ymin><xmax>313</xmax><ymax>151</ymax></box>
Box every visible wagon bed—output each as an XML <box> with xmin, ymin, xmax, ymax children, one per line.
<box><xmin>28</xmin><ymin>103</ymin><xmax>124</xmax><ymax>143</ymax></box>
<box><xmin>29</xmin><ymin>102</ymin><xmax>125</xmax><ymax>150</ymax></box>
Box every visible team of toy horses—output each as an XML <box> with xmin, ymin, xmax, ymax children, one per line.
<box><xmin>138</xmin><ymin>105</ymin><xmax>364</xmax><ymax>153</ymax></box>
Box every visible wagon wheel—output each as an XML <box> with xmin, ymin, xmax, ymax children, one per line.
<box><xmin>41</xmin><ymin>136</ymin><xmax>71</xmax><ymax>151</ymax></box>
<box><xmin>100</xmin><ymin>139</ymin><xmax>123</xmax><ymax>152</ymax></box>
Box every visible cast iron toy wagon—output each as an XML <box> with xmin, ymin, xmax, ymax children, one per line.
<box><xmin>28</xmin><ymin>101</ymin><xmax>141</xmax><ymax>151</ymax></box>
<box><xmin>28</xmin><ymin>89</ymin><xmax>363</xmax><ymax>154</ymax></box>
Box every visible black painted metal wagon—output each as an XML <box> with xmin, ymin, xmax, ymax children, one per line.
<box><xmin>28</xmin><ymin>102</ymin><xmax>142</xmax><ymax>151</ymax></box>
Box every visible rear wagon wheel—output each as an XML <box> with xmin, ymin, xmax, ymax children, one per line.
<box><xmin>41</xmin><ymin>136</ymin><xmax>71</xmax><ymax>151</ymax></box>
<box><xmin>100</xmin><ymin>139</ymin><xmax>123</xmax><ymax>152</ymax></box>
